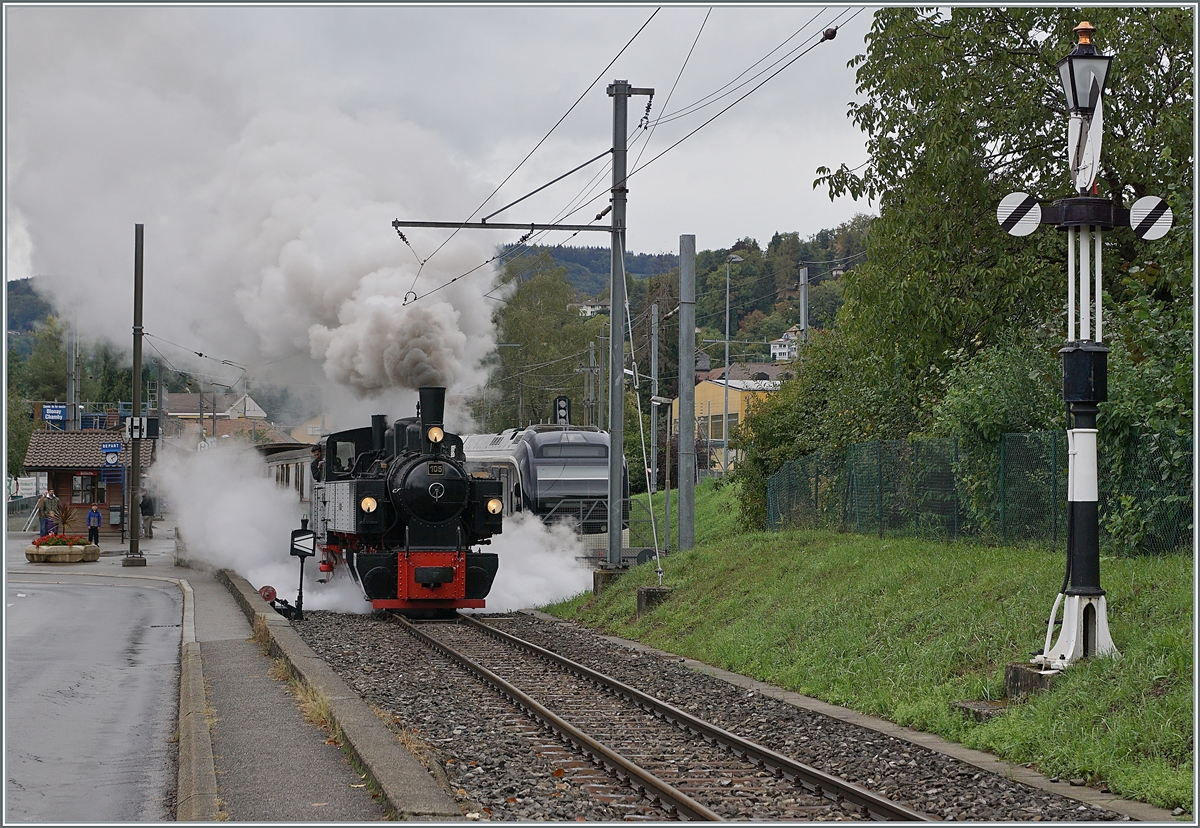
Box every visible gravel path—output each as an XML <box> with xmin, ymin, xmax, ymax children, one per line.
<box><xmin>293</xmin><ymin>610</ymin><xmax>1127</xmax><ymax>822</ymax></box>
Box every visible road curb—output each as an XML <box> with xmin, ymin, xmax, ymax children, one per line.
<box><xmin>216</xmin><ymin>569</ymin><xmax>462</xmax><ymax>821</ymax></box>
<box><xmin>176</xmin><ymin>639</ymin><xmax>219</xmax><ymax>820</ymax></box>
<box><xmin>518</xmin><ymin>610</ymin><xmax>1178</xmax><ymax>823</ymax></box>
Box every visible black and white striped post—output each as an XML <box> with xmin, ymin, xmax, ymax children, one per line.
<box><xmin>998</xmin><ymin>22</ymin><xmax>1171</xmax><ymax>671</ymax></box>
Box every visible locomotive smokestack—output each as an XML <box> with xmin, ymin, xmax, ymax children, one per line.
<box><xmin>371</xmin><ymin>414</ymin><xmax>388</xmax><ymax>452</ymax></box>
<box><xmin>418</xmin><ymin>386</ymin><xmax>446</xmax><ymax>427</ymax></box>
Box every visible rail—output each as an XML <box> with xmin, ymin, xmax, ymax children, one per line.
<box><xmin>462</xmin><ymin>616</ymin><xmax>934</xmax><ymax>822</ymax></box>
<box><xmin>394</xmin><ymin>615</ymin><xmax>721</xmax><ymax>821</ymax></box>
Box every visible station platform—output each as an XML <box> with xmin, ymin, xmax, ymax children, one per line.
<box><xmin>6</xmin><ymin>517</ymin><xmax>461</xmax><ymax>822</ymax></box>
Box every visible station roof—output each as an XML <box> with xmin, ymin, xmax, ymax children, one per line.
<box><xmin>23</xmin><ymin>429</ymin><xmax>153</xmax><ymax>471</ymax></box>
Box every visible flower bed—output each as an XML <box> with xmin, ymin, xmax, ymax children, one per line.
<box><xmin>30</xmin><ymin>534</ymin><xmax>88</xmax><ymax>547</ymax></box>
<box><xmin>26</xmin><ymin>534</ymin><xmax>99</xmax><ymax>563</ymax></box>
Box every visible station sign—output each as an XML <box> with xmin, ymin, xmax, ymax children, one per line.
<box><xmin>101</xmin><ymin>441</ymin><xmax>122</xmax><ymax>453</ymax></box>
<box><xmin>42</xmin><ymin>404</ymin><xmax>67</xmax><ymax>422</ymax></box>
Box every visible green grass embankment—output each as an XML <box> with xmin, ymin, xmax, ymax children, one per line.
<box><xmin>544</xmin><ymin>480</ymin><xmax>1194</xmax><ymax>812</ymax></box>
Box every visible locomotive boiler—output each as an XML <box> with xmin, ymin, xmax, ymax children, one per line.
<box><xmin>304</xmin><ymin>386</ymin><xmax>503</xmax><ymax>613</ymax></box>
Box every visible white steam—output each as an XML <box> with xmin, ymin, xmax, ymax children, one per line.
<box><xmin>155</xmin><ymin>441</ymin><xmax>592</xmax><ymax>614</ymax></box>
<box><xmin>155</xmin><ymin>442</ymin><xmax>369</xmax><ymax>613</ymax></box>
<box><xmin>310</xmin><ymin>296</ymin><xmax>467</xmax><ymax>394</ymax></box>
<box><xmin>481</xmin><ymin>513</ymin><xmax>593</xmax><ymax>613</ymax></box>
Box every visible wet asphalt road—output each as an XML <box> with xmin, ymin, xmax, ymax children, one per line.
<box><xmin>6</xmin><ymin>577</ymin><xmax>181</xmax><ymax>822</ymax></box>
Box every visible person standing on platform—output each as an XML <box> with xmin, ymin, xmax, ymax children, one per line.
<box><xmin>139</xmin><ymin>491</ymin><xmax>155</xmax><ymax>539</ymax></box>
<box><xmin>37</xmin><ymin>491</ymin><xmax>60</xmax><ymax>537</ymax></box>
<box><xmin>86</xmin><ymin>504</ymin><xmax>103</xmax><ymax>545</ymax></box>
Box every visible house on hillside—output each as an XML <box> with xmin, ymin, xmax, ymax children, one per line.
<box><xmin>770</xmin><ymin>325</ymin><xmax>803</xmax><ymax>361</ymax></box>
<box><xmin>573</xmin><ymin>300</ymin><xmax>610</xmax><ymax>318</ymax></box>
<box><xmin>289</xmin><ymin>414</ymin><xmax>326</xmax><ymax>444</ymax></box>
<box><xmin>166</xmin><ymin>391</ymin><xmax>267</xmax><ymax>420</ymax></box>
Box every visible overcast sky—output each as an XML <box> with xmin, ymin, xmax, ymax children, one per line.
<box><xmin>5</xmin><ymin>4</ymin><xmax>877</xmax><ymax>412</ymax></box>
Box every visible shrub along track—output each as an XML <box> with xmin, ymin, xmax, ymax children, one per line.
<box><xmin>293</xmin><ymin>610</ymin><xmax>1127</xmax><ymax>821</ymax></box>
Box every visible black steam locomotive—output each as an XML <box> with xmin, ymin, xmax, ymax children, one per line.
<box><xmin>304</xmin><ymin>386</ymin><xmax>504</xmax><ymax>613</ymax></box>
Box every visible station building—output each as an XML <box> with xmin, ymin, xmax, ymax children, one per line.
<box><xmin>22</xmin><ymin>429</ymin><xmax>153</xmax><ymax>536</ymax></box>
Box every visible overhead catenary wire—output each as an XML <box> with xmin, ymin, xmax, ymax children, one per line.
<box><xmin>627</xmin><ymin>8</ymin><xmax>859</xmax><ymax>182</ymax></box>
<box><xmin>403</xmin><ymin>7</ymin><xmax>661</xmax><ymax>297</ymax></box>
<box><xmin>648</xmin><ymin>7</ymin><xmax>827</xmax><ymax>127</ymax></box>
<box><xmin>407</xmin><ymin>7</ymin><xmax>851</xmax><ymax>307</ymax></box>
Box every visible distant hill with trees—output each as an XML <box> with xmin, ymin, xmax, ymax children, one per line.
<box><xmin>499</xmin><ymin>244</ymin><xmax>678</xmax><ymax>297</ymax></box>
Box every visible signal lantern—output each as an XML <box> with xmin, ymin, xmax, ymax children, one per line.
<box><xmin>554</xmin><ymin>396</ymin><xmax>570</xmax><ymax>425</ymax></box>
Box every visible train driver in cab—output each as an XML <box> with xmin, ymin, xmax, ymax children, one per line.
<box><xmin>310</xmin><ymin>444</ymin><xmax>324</xmax><ymax>480</ymax></box>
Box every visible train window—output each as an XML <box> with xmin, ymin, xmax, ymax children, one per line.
<box><xmin>332</xmin><ymin>441</ymin><xmax>356</xmax><ymax>473</ymax></box>
<box><xmin>537</xmin><ymin>444</ymin><xmax>607</xmax><ymax>458</ymax></box>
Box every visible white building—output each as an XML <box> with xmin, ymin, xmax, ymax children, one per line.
<box><xmin>769</xmin><ymin>325</ymin><xmax>803</xmax><ymax>361</ymax></box>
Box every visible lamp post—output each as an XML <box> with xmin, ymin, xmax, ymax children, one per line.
<box><xmin>1040</xmin><ymin>21</ymin><xmax>1118</xmax><ymax>670</ymax></box>
<box><xmin>723</xmin><ymin>253</ymin><xmax>743</xmax><ymax>475</ymax></box>
<box><xmin>998</xmin><ymin>21</ymin><xmax>1171</xmax><ymax>670</ymax></box>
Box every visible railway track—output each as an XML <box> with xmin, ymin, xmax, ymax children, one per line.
<box><xmin>394</xmin><ymin>614</ymin><xmax>935</xmax><ymax>822</ymax></box>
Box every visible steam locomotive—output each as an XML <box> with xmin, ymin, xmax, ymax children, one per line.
<box><xmin>300</xmin><ymin>387</ymin><xmax>504</xmax><ymax>613</ymax></box>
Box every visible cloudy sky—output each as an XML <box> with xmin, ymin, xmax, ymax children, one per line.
<box><xmin>5</xmin><ymin>4</ymin><xmax>876</xmax><ymax>413</ymax></box>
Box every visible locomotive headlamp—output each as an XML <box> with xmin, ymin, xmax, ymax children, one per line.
<box><xmin>427</xmin><ymin>426</ymin><xmax>444</xmax><ymax>444</ymax></box>
<box><xmin>360</xmin><ymin>496</ymin><xmax>378</xmax><ymax>513</ymax></box>
<box><xmin>487</xmin><ymin>498</ymin><xmax>503</xmax><ymax>515</ymax></box>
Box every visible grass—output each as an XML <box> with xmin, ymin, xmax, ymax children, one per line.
<box><xmin>545</xmin><ymin>479</ymin><xmax>1194</xmax><ymax>813</ymax></box>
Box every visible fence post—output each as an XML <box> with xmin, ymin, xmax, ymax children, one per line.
<box><xmin>952</xmin><ymin>437</ymin><xmax>959</xmax><ymax>541</ymax></box>
<box><xmin>877</xmin><ymin>440</ymin><xmax>884</xmax><ymax>538</ymax></box>
<box><xmin>999</xmin><ymin>435</ymin><xmax>1006</xmax><ymax>543</ymax></box>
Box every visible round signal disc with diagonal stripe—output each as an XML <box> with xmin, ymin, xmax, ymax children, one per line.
<box><xmin>997</xmin><ymin>192</ymin><xmax>1041</xmax><ymax>236</ymax></box>
<box><xmin>1129</xmin><ymin>196</ymin><xmax>1172</xmax><ymax>240</ymax></box>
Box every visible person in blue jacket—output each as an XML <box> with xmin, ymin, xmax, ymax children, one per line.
<box><xmin>86</xmin><ymin>504</ymin><xmax>103</xmax><ymax>545</ymax></box>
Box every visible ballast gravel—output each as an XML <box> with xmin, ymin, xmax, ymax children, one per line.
<box><xmin>293</xmin><ymin>610</ymin><xmax>1126</xmax><ymax>822</ymax></box>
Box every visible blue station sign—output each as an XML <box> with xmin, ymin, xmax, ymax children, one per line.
<box><xmin>42</xmin><ymin>404</ymin><xmax>67</xmax><ymax>421</ymax></box>
<box><xmin>100</xmin><ymin>442</ymin><xmax>122</xmax><ymax>454</ymax></box>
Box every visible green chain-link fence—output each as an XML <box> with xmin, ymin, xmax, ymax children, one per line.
<box><xmin>767</xmin><ymin>431</ymin><xmax>1191</xmax><ymax>555</ymax></box>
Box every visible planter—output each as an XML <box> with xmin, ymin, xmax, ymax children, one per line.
<box><xmin>25</xmin><ymin>544</ymin><xmax>100</xmax><ymax>563</ymax></box>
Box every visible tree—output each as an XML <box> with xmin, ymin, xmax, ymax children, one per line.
<box><xmin>730</xmin><ymin>8</ymin><xmax>1192</xmax><ymax>528</ymax></box>
<box><xmin>24</xmin><ymin>316</ymin><xmax>67</xmax><ymax>401</ymax></box>
<box><xmin>7</xmin><ymin>386</ymin><xmax>35</xmax><ymax>479</ymax></box>
<box><xmin>482</xmin><ymin>252</ymin><xmax>603</xmax><ymax>429</ymax></box>
<box><xmin>815</xmin><ymin>9</ymin><xmax>1190</xmax><ymax>381</ymax></box>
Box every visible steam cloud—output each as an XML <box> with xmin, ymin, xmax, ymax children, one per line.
<box><xmin>155</xmin><ymin>443</ymin><xmax>593</xmax><ymax>615</ymax></box>
<box><xmin>480</xmin><ymin>513</ymin><xmax>593</xmax><ymax>613</ymax></box>
<box><xmin>310</xmin><ymin>298</ymin><xmax>467</xmax><ymax>394</ymax></box>
<box><xmin>155</xmin><ymin>442</ymin><xmax>370</xmax><ymax>613</ymax></box>
<box><xmin>7</xmin><ymin>10</ymin><xmax>500</xmax><ymax>410</ymax></box>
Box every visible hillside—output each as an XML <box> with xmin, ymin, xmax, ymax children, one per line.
<box><xmin>499</xmin><ymin>244</ymin><xmax>678</xmax><ymax>298</ymax></box>
<box><xmin>546</xmin><ymin>480</ymin><xmax>1194</xmax><ymax>813</ymax></box>
<box><xmin>6</xmin><ymin>277</ymin><xmax>54</xmax><ymax>331</ymax></box>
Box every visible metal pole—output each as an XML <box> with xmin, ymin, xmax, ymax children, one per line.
<box><xmin>650</xmin><ymin>303</ymin><xmax>659</xmax><ymax>494</ymax></box>
<box><xmin>66</xmin><ymin>320</ymin><xmax>77</xmax><ymax>431</ymax></box>
<box><xmin>126</xmin><ymin>225</ymin><xmax>145</xmax><ymax>564</ymax></box>
<box><xmin>606</xmin><ymin>80</ymin><xmax>630</xmax><ymax>568</ymax></box>
<box><xmin>664</xmin><ymin>408</ymin><xmax>672</xmax><ymax>552</ymax></box>
<box><xmin>589</xmin><ymin>340</ymin><xmax>596</xmax><ymax>427</ymax></box>
<box><xmin>724</xmin><ymin>260</ymin><xmax>730</xmax><ymax>475</ymax></box>
<box><xmin>678</xmin><ymin>234</ymin><xmax>697</xmax><ymax>550</ymax></box>
<box><xmin>799</xmin><ymin>266</ymin><xmax>809</xmax><ymax>343</ymax></box>
<box><xmin>597</xmin><ymin>325</ymin><xmax>605</xmax><ymax>431</ymax></box>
